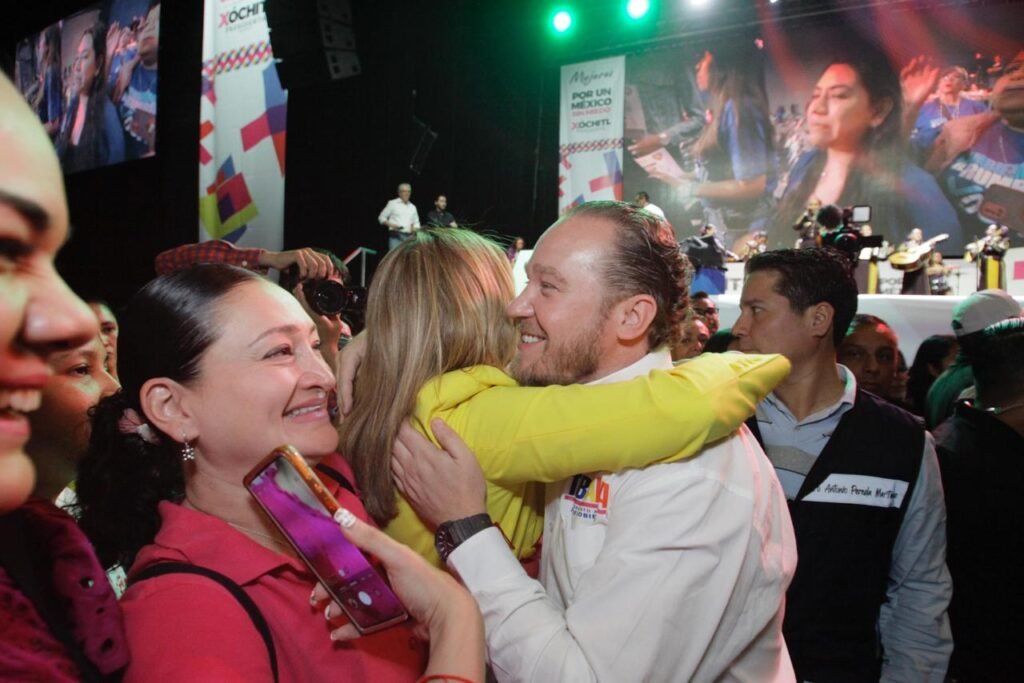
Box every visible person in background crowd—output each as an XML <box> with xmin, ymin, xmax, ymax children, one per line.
<box><xmin>56</xmin><ymin>22</ymin><xmax>125</xmax><ymax>173</ymax></box>
<box><xmin>425</xmin><ymin>194</ymin><xmax>457</xmax><ymax>227</ymax></box>
<box><xmin>505</xmin><ymin>235</ymin><xmax>526</xmax><ymax>263</ymax></box>
<box><xmin>277</xmin><ymin>248</ymin><xmax>355</xmax><ymax>371</ymax></box>
<box><xmin>89</xmin><ymin>300</ymin><xmax>120</xmax><ymax>381</ymax></box>
<box><xmin>925</xmin><ymin>288</ymin><xmax>1021</xmax><ymax>428</ymax></box>
<box><xmin>907</xmin><ymin>334</ymin><xmax>957</xmax><ymax>416</ymax></box>
<box><xmin>27</xmin><ymin>334</ymin><xmax>118</xmax><ymax>502</ymax></box>
<box><xmin>0</xmin><ymin>68</ymin><xmax>129</xmax><ymax>683</ymax></box>
<box><xmin>113</xmin><ymin>1</ymin><xmax>159</xmax><ymax>159</ymax></box>
<box><xmin>633</xmin><ymin>190</ymin><xmax>666</xmax><ymax>219</ymax></box>
<box><xmin>26</xmin><ymin>332</ymin><xmax>126</xmax><ymax>597</ymax></box>
<box><xmin>934</xmin><ymin>317</ymin><xmax>1024</xmax><ymax>682</ymax></box>
<box><xmin>672</xmin><ymin>314</ymin><xmax>711</xmax><ymax>360</ymax></box>
<box><xmin>768</xmin><ymin>49</ymin><xmax>960</xmax><ymax>249</ymax></box>
<box><xmin>911</xmin><ymin>66</ymin><xmax>988</xmax><ymax>158</ymax></box>
<box><xmin>732</xmin><ymin>248</ymin><xmax>952</xmax><ymax>682</ymax></box>
<box><xmin>379</xmin><ymin>182</ymin><xmax>420</xmax><ymax>250</ymax></box>
<box><xmin>690</xmin><ymin>290</ymin><xmax>721</xmax><ymax>335</ymax></box>
<box><xmin>927</xmin><ymin>49</ymin><xmax>1024</xmax><ymax>240</ymax></box>
<box><xmin>649</xmin><ymin>42</ymin><xmax>777</xmax><ymax>238</ymax></box>
<box><xmin>837</xmin><ymin>313</ymin><xmax>900</xmax><ymax>401</ymax></box>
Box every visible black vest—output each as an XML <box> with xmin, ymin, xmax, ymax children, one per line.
<box><xmin>749</xmin><ymin>390</ymin><xmax>924</xmax><ymax>682</ymax></box>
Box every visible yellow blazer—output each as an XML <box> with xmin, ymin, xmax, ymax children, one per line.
<box><xmin>384</xmin><ymin>352</ymin><xmax>790</xmax><ymax>566</ymax></box>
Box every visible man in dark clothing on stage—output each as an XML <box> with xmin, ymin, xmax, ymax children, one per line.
<box><xmin>425</xmin><ymin>194</ymin><xmax>457</xmax><ymax>227</ymax></box>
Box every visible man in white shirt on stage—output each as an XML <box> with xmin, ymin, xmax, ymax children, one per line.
<box><xmin>379</xmin><ymin>182</ymin><xmax>421</xmax><ymax>250</ymax></box>
<box><xmin>392</xmin><ymin>201</ymin><xmax>797</xmax><ymax>682</ymax></box>
<box><xmin>633</xmin><ymin>190</ymin><xmax>666</xmax><ymax>220</ymax></box>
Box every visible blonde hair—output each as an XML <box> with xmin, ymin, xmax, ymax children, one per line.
<box><xmin>340</xmin><ymin>228</ymin><xmax>517</xmax><ymax>525</ymax></box>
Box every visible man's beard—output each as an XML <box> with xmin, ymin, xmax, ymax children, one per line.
<box><xmin>509</xmin><ymin>315</ymin><xmax>605</xmax><ymax>387</ymax></box>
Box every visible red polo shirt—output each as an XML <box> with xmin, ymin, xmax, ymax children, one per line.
<box><xmin>121</xmin><ymin>455</ymin><xmax>426</xmax><ymax>682</ymax></box>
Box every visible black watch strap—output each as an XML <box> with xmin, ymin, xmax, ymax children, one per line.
<box><xmin>434</xmin><ymin>513</ymin><xmax>494</xmax><ymax>563</ymax></box>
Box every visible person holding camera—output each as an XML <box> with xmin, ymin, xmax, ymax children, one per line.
<box><xmin>154</xmin><ymin>240</ymin><xmax>354</xmax><ymax>371</ymax></box>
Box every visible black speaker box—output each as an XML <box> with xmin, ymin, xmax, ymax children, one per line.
<box><xmin>265</xmin><ymin>0</ymin><xmax>361</xmax><ymax>89</ymax></box>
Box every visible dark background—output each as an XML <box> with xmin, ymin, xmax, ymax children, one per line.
<box><xmin>3</xmin><ymin>0</ymin><xmax>1020</xmax><ymax>304</ymax></box>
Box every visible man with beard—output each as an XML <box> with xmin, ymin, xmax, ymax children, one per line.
<box><xmin>391</xmin><ymin>201</ymin><xmax>797</xmax><ymax>681</ymax></box>
<box><xmin>113</xmin><ymin>1</ymin><xmax>159</xmax><ymax>158</ymax></box>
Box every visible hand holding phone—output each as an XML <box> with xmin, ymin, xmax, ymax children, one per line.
<box><xmin>244</xmin><ymin>446</ymin><xmax>408</xmax><ymax>634</ymax></box>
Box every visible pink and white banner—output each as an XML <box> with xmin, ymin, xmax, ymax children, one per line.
<box><xmin>198</xmin><ymin>0</ymin><xmax>286</xmax><ymax>249</ymax></box>
<box><xmin>558</xmin><ymin>56</ymin><xmax>625</xmax><ymax>214</ymax></box>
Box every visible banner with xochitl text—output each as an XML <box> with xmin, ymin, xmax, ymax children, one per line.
<box><xmin>558</xmin><ymin>56</ymin><xmax>626</xmax><ymax>214</ymax></box>
<box><xmin>198</xmin><ymin>0</ymin><xmax>286</xmax><ymax>249</ymax></box>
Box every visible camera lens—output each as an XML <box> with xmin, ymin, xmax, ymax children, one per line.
<box><xmin>306</xmin><ymin>280</ymin><xmax>347</xmax><ymax>317</ymax></box>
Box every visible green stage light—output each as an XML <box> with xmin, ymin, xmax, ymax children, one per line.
<box><xmin>552</xmin><ymin>9</ymin><xmax>573</xmax><ymax>33</ymax></box>
<box><xmin>627</xmin><ymin>0</ymin><xmax>650</xmax><ymax>20</ymax></box>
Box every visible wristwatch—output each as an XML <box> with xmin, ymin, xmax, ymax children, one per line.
<box><xmin>434</xmin><ymin>513</ymin><xmax>493</xmax><ymax>563</ymax></box>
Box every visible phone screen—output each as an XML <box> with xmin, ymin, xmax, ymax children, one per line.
<box><xmin>247</xmin><ymin>453</ymin><xmax>407</xmax><ymax>633</ymax></box>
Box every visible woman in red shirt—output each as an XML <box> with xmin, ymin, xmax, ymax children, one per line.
<box><xmin>74</xmin><ymin>265</ymin><xmax>482</xmax><ymax>683</ymax></box>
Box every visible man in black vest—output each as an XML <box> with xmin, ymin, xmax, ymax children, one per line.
<box><xmin>732</xmin><ymin>248</ymin><xmax>952</xmax><ymax>682</ymax></box>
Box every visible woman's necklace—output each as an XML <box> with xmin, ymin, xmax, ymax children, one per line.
<box><xmin>184</xmin><ymin>496</ymin><xmax>291</xmax><ymax>552</ymax></box>
<box><xmin>227</xmin><ymin>522</ymin><xmax>291</xmax><ymax>552</ymax></box>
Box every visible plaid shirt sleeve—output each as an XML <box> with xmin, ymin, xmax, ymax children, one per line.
<box><xmin>154</xmin><ymin>240</ymin><xmax>268</xmax><ymax>275</ymax></box>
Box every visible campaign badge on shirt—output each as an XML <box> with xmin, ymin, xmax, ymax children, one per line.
<box><xmin>801</xmin><ymin>474</ymin><xmax>908</xmax><ymax>508</ymax></box>
<box><xmin>560</xmin><ymin>473</ymin><xmax>610</xmax><ymax>524</ymax></box>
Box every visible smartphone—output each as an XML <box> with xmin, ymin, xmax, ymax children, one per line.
<box><xmin>244</xmin><ymin>446</ymin><xmax>408</xmax><ymax>634</ymax></box>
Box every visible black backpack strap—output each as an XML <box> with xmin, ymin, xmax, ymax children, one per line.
<box><xmin>130</xmin><ymin>563</ymin><xmax>278</xmax><ymax>683</ymax></box>
<box><xmin>315</xmin><ymin>463</ymin><xmax>357</xmax><ymax>496</ymax></box>
<box><xmin>0</xmin><ymin>510</ymin><xmax>104</xmax><ymax>682</ymax></box>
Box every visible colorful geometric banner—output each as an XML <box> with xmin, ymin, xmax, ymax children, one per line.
<box><xmin>199</xmin><ymin>1</ymin><xmax>285</xmax><ymax>249</ymax></box>
<box><xmin>558</xmin><ymin>56</ymin><xmax>626</xmax><ymax>214</ymax></box>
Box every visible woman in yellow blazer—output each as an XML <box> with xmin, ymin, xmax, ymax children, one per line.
<box><xmin>340</xmin><ymin>228</ymin><xmax>788</xmax><ymax>566</ymax></box>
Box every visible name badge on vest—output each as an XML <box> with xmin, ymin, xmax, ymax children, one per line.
<box><xmin>801</xmin><ymin>474</ymin><xmax>909</xmax><ymax>508</ymax></box>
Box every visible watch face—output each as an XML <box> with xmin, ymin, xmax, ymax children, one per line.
<box><xmin>435</xmin><ymin>515</ymin><xmax>491</xmax><ymax>561</ymax></box>
<box><xmin>435</xmin><ymin>524</ymin><xmax>457</xmax><ymax>561</ymax></box>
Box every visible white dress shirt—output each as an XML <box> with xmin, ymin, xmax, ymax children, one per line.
<box><xmin>378</xmin><ymin>198</ymin><xmax>420</xmax><ymax>233</ymax></box>
<box><xmin>449</xmin><ymin>350</ymin><xmax>798</xmax><ymax>682</ymax></box>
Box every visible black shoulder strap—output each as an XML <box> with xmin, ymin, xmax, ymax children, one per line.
<box><xmin>315</xmin><ymin>462</ymin><xmax>357</xmax><ymax>496</ymax></box>
<box><xmin>0</xmin><ymin>510</ymin><xmax>104</xmax><ymax>682</ymax></box>
<box><xmin>130</xmin><ymin>563</ymin><xmax>278</xmax><ymax>683</ymax></box>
